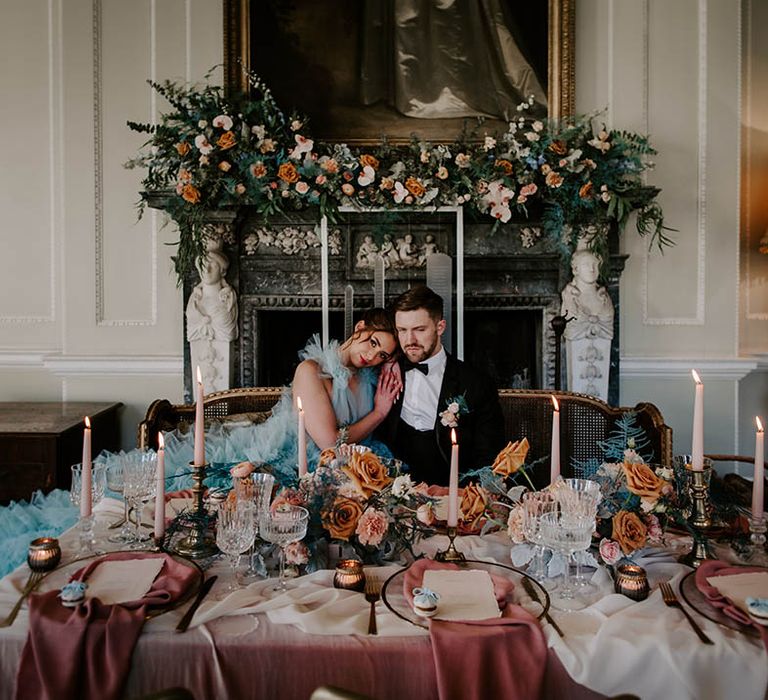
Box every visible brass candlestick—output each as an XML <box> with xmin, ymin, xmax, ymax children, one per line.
<box><xmin>435</xmin><ymin>526</ymin><xmax>466</xmax><ymax>563</ymax></box>
<box><xmin>174</xmin><ymin>461</ymin><xmax>217</xmax><ymax>559</ymax></box>
<box><xmin>679</xmin><ymin>463</ymin><xmax>714</xmax><ymax>568</ymax></box>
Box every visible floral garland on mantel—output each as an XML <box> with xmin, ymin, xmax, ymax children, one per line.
<box><xmin>126</xmin><ymin>71</ymin><xmax>673</xmax><ymax>282</ymax></box>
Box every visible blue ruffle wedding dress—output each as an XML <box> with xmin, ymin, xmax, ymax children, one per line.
<box><xmin>162</xmin><ymin>335</ymin><xmax>392</xmax><ymax>489</ymax></box>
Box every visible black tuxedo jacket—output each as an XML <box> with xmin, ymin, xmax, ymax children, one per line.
<box><xmin>380</xmin><ymin>352</ymin><xmax>505</xmax><ymax>484</ymax></box>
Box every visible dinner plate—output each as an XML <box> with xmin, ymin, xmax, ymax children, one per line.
<box><xmin>679</xmin><ymin>568</ymin><xmax>762</xmax><ymax>639</ymax></box>
<box><xmin>31</xmin><ymin>550</ymin><xmax>203</xmax><ymax>620</ymax></box>
<box><xmin>381</xmin><ymin>559</ymin><xmax>550</xmax><ymax>629</ymax></box>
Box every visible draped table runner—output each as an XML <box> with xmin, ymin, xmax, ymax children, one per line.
<box><xmin>0</xmin><ymin>498</ymin><xmax>766</xmax><ymax>700</ymax></box>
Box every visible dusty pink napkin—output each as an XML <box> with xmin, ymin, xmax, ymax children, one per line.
<box><xmin>404</xmin><ymin>559</ymin><xmax>548</xmax><ymax>700</ymax></box>
<box><xmin>15</xmin><ymin>552</ymin><xmax>197</xmax><ymax>700</ymax></box>
<box><xmin>695</xmin><ymin>560</ymin><xmax>768</xmax><ymax>651</ymax></box>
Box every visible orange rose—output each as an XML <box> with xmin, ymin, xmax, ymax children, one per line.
<box><xmin>218</xmin><ymin>161</ymin><xmax>231</xmax><ymax>172</ymax></box>
<box><xmin>612</xmin><ymin>510</ymin><xmax>647</xmax><ymax>554</ymax></box>
<box><xmin>459</xmin><ymin>482</ymin><xmax>488</xmax><ymax>530</ymax></box>
<box><xmin>359</xmin><ymin>154</ymin><xmax>380</xmax><ymax>170</ymax></box>
<box><xmin>342</xmin><ymin>451</ymin><xmax>392</xmax><ymax>497</ymax></box>
<box><xmin>545</xmin><ymin>171</ymin><xmax>563</xmax><ymax>188</ymax></box>
<box><xmin>405</xmin><ymin>176</ymin><xmax>425</xmax><ymax>198</ymax></box>
<box><xmin>180</xmin><ymin>184</ymin><xmax>200</xmax><ymax>204</ymax></box>
<box><xmin>318</xmin><ymin>448</ymin><xmax>336</xmax><ymax>468</ymax></box>
<box><xmin>323</xmin><ymin>497</ymin><xmax>363</xmax><ymax>540</ymax></box>
<box><xmin>216</xmin><ymin>130</ymin><xmax>237</xmax><ymax>150</ymax></box>
<box><xmin>579</xmin><ymin>181</ymin><xmax>593</xmax><ymax>199</ymax></box>
<box><xmin>175</xmin><ymin>142</ymin><xmax>191</xmax><ymax>156</ymax></box>
<box><xmin>495</xmin><ymin>159</ymin><xmax>514</xmax><ymax>176</ymax></box>
<box><xmin>622</xmin><ymin>461</ymin><xmax>666</xmax><ymax>500</ymax></box>
<box><xmin>491</xmin><ymin>438</ymin><xmax>530</xmax><ymax>477</ymax></box>
<box><xmin>277</xmin><ymin>162</ymin><xmax>299</xmax><ymax>184</ymax></box>
<box><xmin>549</xmin><ymin>140</ymin><xmax>567</xmax><ymax>155</ymax></box>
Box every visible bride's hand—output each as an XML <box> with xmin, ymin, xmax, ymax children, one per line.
<box><xmin>374</xmin><ymin>363</ymin><xmax>402</xmax><ymax>416</ymax></box>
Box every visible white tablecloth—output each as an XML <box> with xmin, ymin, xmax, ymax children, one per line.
<box><xmin>1</xmin><ymin>498</ymin><xmax>766</xmax><ymax>700</ymax></box>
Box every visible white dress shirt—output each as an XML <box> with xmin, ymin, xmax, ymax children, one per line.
<box><xmin>400</xmin><ymin>347</ymin><xmax>447</xmax><ymax>431</ymax></box>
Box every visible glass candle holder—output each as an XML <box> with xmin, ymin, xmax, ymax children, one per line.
<box><xmin>614</xmin><ymin>563</ymin><xmax>649</xmax><ymax>602</ymax></box>
<box><xmin>333</xmin><ymin>559</ymin><xmax>365</xmax><ymax>592</ymax></box>
<box><xmin>27</xmin><ymin>537</ymin><xmax>62</xmax><ymax>572</ymax></box>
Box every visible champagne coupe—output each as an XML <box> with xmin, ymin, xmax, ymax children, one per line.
<box><xmin>520</xmin><ymin>491</ymin><xmax>557</xmax><ymax>584</ymax></box>
<box><xmin>539</xmin><ymin>510</ymin><xmax>594</xmax><ymax>611</ymax></box>
<box><xmin>106</xmin><ymin>458</ymin><xmax>134</xmax><ymax>544</ymax></box>
<box><xmin>260</xmin><ymin>505</ymin><xmax>309</xmax><ymax>592</ymax></box>
<box><xmin>70</xmin><ymin>463</ymin><xmax>107</xmax><ymax>555</ymax></box>
<box><xmin>217</xmin><ymin>501</ymin><xmax>256</xmax><ymax>591</ymax></box>
<box><xmin>244</xmin><ymin>472</ymin><xmax>275</xmax><ymax>580</ymax></box>
<box><xmin>555</xmin><ymin>478</ymin><xmax>601</xmax><ymax>591</ymax></box>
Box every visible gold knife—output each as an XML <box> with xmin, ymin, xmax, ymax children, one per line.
<box><xmin>522</xmin><ymin>576</ymin><xmax>564</xmax><ymax>637</ymax></box>
<box><xmin>175</xmin><ymin>575</ymin><xmax>217</xmax><ymax>633</ymax></box>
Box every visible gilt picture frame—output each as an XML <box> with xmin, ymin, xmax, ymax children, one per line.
<box><xmin>223</xmin><ymin>0</ymin><xmax>574</xmax><ymax>144</ymax></box>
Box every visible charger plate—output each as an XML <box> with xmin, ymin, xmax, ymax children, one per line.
<box><xmin>32</xmin><ymin>550</ymin><xmax>203</xmax><ymax>620</ymax></box>
<box><xmin>381</xmin><ymin>559</ymin><xmax>550</xmax><ymax>629</ymax></box>
<box><xmin>679</xmin><ymin>567</ymin><xmax>763</xmax><ymax>639</ymax></box>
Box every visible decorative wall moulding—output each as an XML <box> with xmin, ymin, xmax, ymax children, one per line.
<box><xmin>0</xmin><ymin>351</ymin><xmax>182</xmax><ymax>377</ymax></box>
<box><xmin>620</xmin><ymin>357</ymin><xmax>758</xmax><ymax>381</ymax></box>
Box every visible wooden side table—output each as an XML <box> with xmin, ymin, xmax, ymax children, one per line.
<box><xmin>0</xmin><ymin>402</ymin><xmax>122</xmax><ymax>505</ymax></box>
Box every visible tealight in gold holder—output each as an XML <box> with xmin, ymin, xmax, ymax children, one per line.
<box><xmin>614</xmin><ymin>563</ymin><xmax>649</xmax><ymax>601</ymax></box>
<box><xmin>434</xmin><ymin>526</ymin><xmax>466</xmax><ymax>563</ymax></box>
<box><xmin>173</xmin><ymin>461</ymin><xmax>217</xmax><ymax>559</ymax></box>
<box><xmin>28</xmin><ymin>537</ymin><xmax>61</xmax><ymax>572</ymax></box>
<box><xmin>333</xmin><ymin>559</ymin><xmax>366</xmax><ymax>592</ymax></box>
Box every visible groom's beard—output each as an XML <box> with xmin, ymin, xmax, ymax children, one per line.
<box><xmin>403</xmin><ymin>334</ymin><xmax>440</xmax><ymax>363</ymax></box>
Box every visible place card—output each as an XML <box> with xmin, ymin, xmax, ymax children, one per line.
<box><xmin>707</xmin><ymin>571</ymin><xmax>768</xmax><ymax>614</ymax></box>
<box><xmin>423</xmin><ymin>569</ymin><xmax>501</xmax><ymax>621</ymax></box>
<box><xmin>85</xmin><ymin>557</ymin><xmax>165</xmax><ymax>605</ymax></box>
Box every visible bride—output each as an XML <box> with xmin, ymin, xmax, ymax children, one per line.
<box><xmin>162</xmin><ymin>308</ymin><xmax>403</xmax><ymax>487</ymax></box>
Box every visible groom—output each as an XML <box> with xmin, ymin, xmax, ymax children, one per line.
<box><xmin>381</xmin><ymin>285</ymin><xmax>505</xmax><ymax>486</ymax></box>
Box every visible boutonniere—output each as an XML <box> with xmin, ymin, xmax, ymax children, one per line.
<box><xmin>439</xmin><ymin>393</ymin><xmax>469</xmax><ymax>428</ymax></box>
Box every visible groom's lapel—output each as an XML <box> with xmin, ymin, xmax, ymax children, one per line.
<box><xmin>434</xmin><ymin>352</ymin><xmax>461</xmax><ymax>462</ymax></box>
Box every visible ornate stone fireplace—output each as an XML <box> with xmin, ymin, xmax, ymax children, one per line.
<box><xmin>178</xmin><ymin>209</ymin><xmax>625</xmax><ymax>404</ymax></box>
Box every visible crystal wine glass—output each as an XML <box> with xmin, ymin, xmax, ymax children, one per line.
<box><xmin>244</xmin><ymin>472</ymin><xmax>275</xmax><ymax>580</ymax></box>
<box><xmin>106</xmin><ymin>458</ymin><xmax>134</xmax><ymax>544</ymax></box>
<box><xmin>555</xmin><ymin>479</ymin><xmax>601</xmax><ymax>591</ymax></box>
<box><xmin>122</xmin><ymin>451</ymin><xmax>157</xmax><ymax>549</ymax></box>
<box><xmin>539</xmin><ymin>510</ymin><xmax>594</xmax><ymax>611</ymax></box>
<box><xmin>260</xmin><ymin>505</ymin><xmax>309</xmax><ymax>592</ymax></box>
<box><xmin>520</xmin><ymin>491</ymin><xmax>557</xmax><ymax>584</ymax></box>
<box><xmin>217</xmin><ymin>501</ymin><xmax>256</xmax><ymax>591</ymax></box>
<box><xmin>70</xmin><ymin>463</ymin><xmax>107</xmax><ymax>555</ymax></box>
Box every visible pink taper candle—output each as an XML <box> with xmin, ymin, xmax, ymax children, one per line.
<box><xmin>297</xmin><ymin>396</ymin><xmax>307</xmax><ymax>478</ymax></box>
<box><xmin>550</xmin><ymin>396</ymin><xmax>560</xmax><ymax>484</ymax></box>
<box><xmin>691</xmin><ymin>370</ymin><xmax>704</xmax><ymax>471</ymax></box>
<box><xmin>448</xmin><ymin>429</ymin><xmax>459</xmax><ymax>528</ymax></box>
<box><xmin>753</xmin><ymin>417</ymin><xmax>764</xmax><ymax>520</ymax></box>
<box><xmin>194</xmin><ymin>366</ymin><xmax>205</xmax><ymax>466</ymax></box>
<box><xmin>80</xmin><ymin>416</ymin><xmax>92</xmax><ymax>517</ymax></box>
<box><xmin>155</xmin><ymin>433</ymin><xmax>166</xmax><ymax>541</ymax></box>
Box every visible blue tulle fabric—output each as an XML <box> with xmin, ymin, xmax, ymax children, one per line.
<box><xmin>0</xmin><ymin>490</ymin><xmax>78</xmax><ymax>578</ymax></box>
<box><xmin>162</xmin><ymin>334</ymin><xmax>392</xmax><ymax>489</ymax></box>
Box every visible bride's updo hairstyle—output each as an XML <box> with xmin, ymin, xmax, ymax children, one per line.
<box><xmin>347</xmin><ymin>307</ymin><xmax>400</xmax><ymax>358</ymax></box>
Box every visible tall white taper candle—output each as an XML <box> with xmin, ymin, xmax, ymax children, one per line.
<box><xmin>448</xmin><ymin>429</ymin><xmax>459</xmax><ymax>528</ymax></box>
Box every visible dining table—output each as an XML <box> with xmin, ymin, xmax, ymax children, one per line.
<box><xmin>0</xmin><ymin>497</ymin><xmax>766</xmax><ymax>700</ymax></box>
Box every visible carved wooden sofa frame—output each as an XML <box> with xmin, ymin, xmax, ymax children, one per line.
<box><xmin>138</xmin><ymin>388</ymin><xmax>673</xmax><ymax>476</ymax></box>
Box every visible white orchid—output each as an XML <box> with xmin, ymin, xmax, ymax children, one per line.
<box><xmin>289</xmin><ymin>134</ymin><xmax>314</xmax><ymax>160</ymax></box>
<box><xmin>357</xmin><ymin>165</ymin><xmax>375</xmax><ymax>186</ymax></box>
<box><xmin>393</xmin><ymin>181</ymin><xmax>408</xmax><ymax>203</ymax></box>
<box><xmin>212</xmin><ymin>114</ymin><xmax>233</xmax><ymax>130</ymax></box>
<box><xmin>194</xmin><ymin>134</ymin><xmax>213</xmax><ymax>155</ymax></box>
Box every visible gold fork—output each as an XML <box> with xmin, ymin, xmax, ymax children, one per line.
<box><xmin>364</xmin><ymin>575</ymin><xmax>380</xmax><ymax>635</ymax></box>
<box><xmin>0</xmin><ymin>571</ymin><xmax>44</xmax><ymax>628</ymax></box>
<box><xmin>658</xmin><ymin>581</ymin><xmax>713</xmax><ymax>645</ymax></box>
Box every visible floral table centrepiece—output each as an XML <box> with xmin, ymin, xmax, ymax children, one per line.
<box><xmin>126</xmin><ymin>71</ymin><xmax>674</xmax><ymax>282</ymax></box>
<box><xmin>270</xmin><ymin>448</ymin><xmax>438</xmax><ymax>570</ymax></box>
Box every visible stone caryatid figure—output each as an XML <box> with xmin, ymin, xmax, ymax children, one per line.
<box><xmin>560</xmin><ymin>247</ymin><xmax>614</xmax><ymax>401</ymax></box>
<box><xmin>186</xmin><ymin>236</ymin><xmax>238</xmax><ymax>393</ymax></box>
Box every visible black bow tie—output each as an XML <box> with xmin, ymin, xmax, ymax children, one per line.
<box><xmin>405</xmin><ymin>361</ymin><xmax>429</xmax><ymax>375</ymax></box>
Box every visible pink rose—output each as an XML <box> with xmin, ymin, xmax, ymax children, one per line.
<box><xmin>341</xmin><ymin>183</ymin><xmax>355</xmax><ymax>196</ymax></box>
<box><xmin>295</xmin><ymin>181</ymin><xmax>309</xmax><ymax>195</ymax></box>
<box><xmin>599</xmin><ymin>538</ymin><xmax>622</xmax><ymax>566</ymax></box>
<box><xmin>645</xmin><ymin>514</ymin><xmax>663</xmax><ymax>543</ymax></box>
<box><xmin>315</xmin><ymin>174</ymin><xmax>327</xmax><ymax>186</ymax></box>
<box><xmin>284</xmin><ymin>541</ymin><xmax>309</xmax><ymax>566</ymax></box>
<box><xmin>520</xmin><ymin>183</ymin><xmax>538</xmax><ymax>197</ymax></box>
<box><xmin>416</xmin><ymin>503</ymin><xmax>435</xmax><ymax>526</ymax></box>
<box><xmin>355</xmin><ymin>508</ymin><xmax>389</xmax><ymax>547</ymax></box>
<box><xmin>506</xmin><ymin>504</ymin><xmax>525</xmax><ymax>544</ymax></box>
